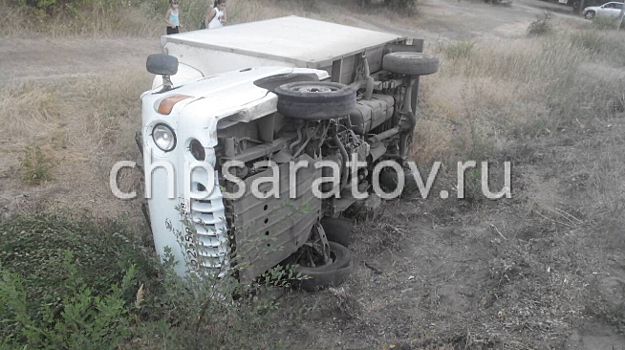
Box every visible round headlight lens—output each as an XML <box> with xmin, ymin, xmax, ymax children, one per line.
<box><xmin>152</xmin><ymin>124</ymin><xmax>176</xmax><ymax>152</ymax></box>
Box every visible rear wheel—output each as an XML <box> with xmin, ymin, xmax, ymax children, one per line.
<box><xmin>274</xmin><ymin>81</ymin><xmax>356</xmax><ymax>120</ymax></box>
<box><xmin>293</xmin><ymin>241</ymin><xmax>353</xmax><ymax>291</ymax></box>
<box><xmin>585</xmin><ymin>11</ymin><xmax>595</xmax><ymax>19</ymax></box>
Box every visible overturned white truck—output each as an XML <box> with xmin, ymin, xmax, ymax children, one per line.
<box><xmin>140</xmin><ymin>16</ymin><xmax>438</xmax><ymax>289</ymax></box>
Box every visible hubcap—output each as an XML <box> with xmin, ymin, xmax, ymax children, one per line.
<box><xmin>293</xmin><ymin>85</ymin><xmax>338</xmax><ymax>93</ymax></box>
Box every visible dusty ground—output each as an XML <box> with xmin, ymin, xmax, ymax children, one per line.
<box><xmin>1</xmin><ymin>0</ymin><xmax>625</xmax><ymax>349</ymax></box>
<box><xmin>0</xmin><ymin>37</ymin><xmax>157</xmax><ymax>82</ymax></box>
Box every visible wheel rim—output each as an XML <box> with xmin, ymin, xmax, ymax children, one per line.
<box><xmin>296</xmin><ymin>224</ymin><xmax>333</xmax><ymax>268</ymax></box>
<box><xmin>291</xmin><ymin>84</ymin><xmax>340</xmax><ymax>94</ymax></box>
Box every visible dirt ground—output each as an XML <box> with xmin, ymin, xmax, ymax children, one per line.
<box><xmin>2</xmin><ymin>0</ymin><xmax>625</xmax><ymax>349</ymax></box>
<box><xmin>0</xmin><ymin>37</ymin><xmax>157</xmax><ymax>82</ymax></box>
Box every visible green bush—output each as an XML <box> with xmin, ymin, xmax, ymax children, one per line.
<box><xmin>528</xmin><ymin>12</ymin><xmax>552</xmax><ymax>37</ymax></box>
<box><xmin>0</xmin><ymin>263</ymin><xmax>136</xmax><ymax>350</ymax></box>
<box><xmin>0</xmin><ymin>214</ymin><xmax>157</xmax><ymax>331</ymax></box>
<box><xmin>0</xmin><ymin>213</ymin><xmax>308</xmax><ymax>349</ymax></box>
<box><xmin>12</xmin><ymin>0</ymin><xmax>140</xmax><ymax>14</ymax></box>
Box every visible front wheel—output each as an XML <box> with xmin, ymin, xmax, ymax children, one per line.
<box><xmin>585</xmin><ymin>11</ymin><xmax>595</xmax><ymax>19</ymax></box>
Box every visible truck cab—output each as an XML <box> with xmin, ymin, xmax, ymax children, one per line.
<box><xmin>140</xmin><ymin>16</ymin><xmax>439</xmax><ymax>288</ymax></box>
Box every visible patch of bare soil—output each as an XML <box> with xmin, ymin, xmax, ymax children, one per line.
<box><xmin>0</xmin><ymin>37</ymin><xmax>158</xmax><ymax>83</ymax></box>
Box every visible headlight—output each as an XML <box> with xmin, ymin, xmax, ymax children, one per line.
<box><xmin>152</xmin><ymin>124</ymin><xmax>176</xmax><ymax>152</ymax></box>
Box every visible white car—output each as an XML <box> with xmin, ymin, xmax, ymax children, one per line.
<box><xmin>582</xmin><ymin>2</ymin><xmax>623</xmax><ymax>19</ymax></box>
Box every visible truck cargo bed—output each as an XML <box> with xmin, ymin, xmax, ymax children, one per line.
<box><xmin>161</xmin><ymin>16</ymin><xmax>420</xmax><ymax>83</ymax></box>
<box><xmin>162</xmin><ymin>16</ymin><xmax>404</xmax><ymax>68</ymax></box>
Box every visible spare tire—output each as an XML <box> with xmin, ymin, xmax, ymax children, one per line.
<box><xmin>294</xmin><ymin>242</ymin><xmax>353</xmax><ymax>291</ymax></box>
<box><xmin>383</xmin><ymin>52</ymin><xmax>439</xmax><ymax>76</ymax></box>
<box><xmin>274</xmin><ymin>81</ymin><xmax>356</xmax><ymax>120</ymax></box>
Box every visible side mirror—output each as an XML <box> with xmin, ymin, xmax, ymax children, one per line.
<box><xmin>146</xmin><ymin>54</ymin><xmax>178</xmax><ymax>91</ymax></box>
<box><xmin>146</xmin><ymin>54</ymin><xmax>178</xmax><ymax>76</ymax></box>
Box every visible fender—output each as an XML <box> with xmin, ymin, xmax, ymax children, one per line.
<box><xmin>151</xmin><ymin>62</ymin><xmax>204</xmax><ymax>90</ymax></box>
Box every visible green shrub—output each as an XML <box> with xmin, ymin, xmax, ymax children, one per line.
<box><xmin>528</xmin><ymin>12</ymin><xmax>553</xmax><ymax>37</ymax></box>
<box><xmin>0</xmin><ymin>262</ymin><xmax>136</xmax><ymax>350</ymax></box>
<box><xmin>0</xmin><ymin>214</ymin><xmax>157</xmax><ymax>329</ymax></box>
<box><xmin>0</xmin><ymin>212</ymin><xmax>309</xmax><ymax>349</ymax></box>
<box><xmin>13</xmin><ymin>0</ymin><xmax>130</xmax><ymax>16</ymax></box>
<box><xmin>18</xmin><ymin>145</ymin><xmax>52</xmax><ymax>185</ymax></box>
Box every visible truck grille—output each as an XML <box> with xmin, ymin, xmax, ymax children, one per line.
<box><xmin>189</xmin><ymin>185</ymin><xmax>229</xmax><ymax>275</ymax></box>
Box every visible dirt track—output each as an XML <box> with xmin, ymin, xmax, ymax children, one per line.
<box><xmin>0</xmin><ymin>37</ymin><xmax>157</xmax><ymax>83</ymax></box>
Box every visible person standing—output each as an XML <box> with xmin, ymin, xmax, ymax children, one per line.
<box><xmin>203</xmin><ymin>0</ymin><xmax>227</xmax><ymax>30</ymax></box>
<box><xmin>165</xmin><ymin>0</ymin><xmax>182</xmax><ymax>35</ymax></box>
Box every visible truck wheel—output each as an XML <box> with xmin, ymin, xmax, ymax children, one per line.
<box><xmin>275</xmin><ymin>82</ymin><xmax>356</xmax><ymax>120</ymax></box>
<box><xmin>383</xmin><ymin>52</ymin><xmax>439</xmax><ymax>76</ymax></box>
<box><xmin>321</xmin><ymin>218</ymin><xmax>353</xmax><ymax>248</ymax></box>
<box><xmin>294</xmin><ymin>242</ymin><xmax>353</xmax><ymax>291</ymax></box>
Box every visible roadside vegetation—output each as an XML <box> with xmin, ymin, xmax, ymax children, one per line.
<box><xmin>400</xmin><ymin>17</ymin><xmax>625</xmax><ymax>347</ymax></box>
<box><xmin>1</xmin><ymin>0</ymin><xmax>625</xmax><ymax>348</ymax></box>
<box><xmin>0</xmin><ymin>214</ymin><xmax>308</xmax><ymax>349</ymax></box>
<box><xmin>0</xmin><ymin>0</ymin><xmax>315</xmax><ymax>36</ymax></box>
<box><xmin>0</xmin><ymin>0</ymin><xmax>418</xmax><ymax>37</ymax></box>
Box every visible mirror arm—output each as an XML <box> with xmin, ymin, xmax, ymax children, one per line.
<box><xmin>161</xmin><ymin>75</ymin><xmax>174</xmax><ymax>92</ymax></box>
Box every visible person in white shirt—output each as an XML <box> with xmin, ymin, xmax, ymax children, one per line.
<box><xmin>203</xmin><ymin>0</ymin><xmax>227</xmax><ymax>29</ymax></box>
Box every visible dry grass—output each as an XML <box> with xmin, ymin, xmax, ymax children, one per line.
<box><xmin>0</xmin><ymin>0</ymin><xmax>322</xmax><ymax>37</ymax></box>
<box><xmin>0</xmin><ymin>70</ymin><xmax>149</xmax><ymax>216</ymax></box>
<box><xmin>400</xmin><ymin>18</ymin><xmax>625</xmax><ymax>346</ymax></box>
<box><xmin>0</xmin><ymin>0</ymin><xmax>162</xmax><ymax>37</ymax></box>
<box><xmin>415</xmin><ymin>20</ymin><xmax>624</xmax><ymax>164</ymax></box>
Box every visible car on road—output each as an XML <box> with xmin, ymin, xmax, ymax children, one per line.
<box><xmin>582</xmin><ymin>1</ymin><xmax>623</xmax><ymax>19</ymax></box>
